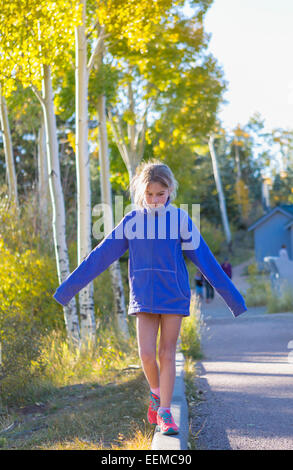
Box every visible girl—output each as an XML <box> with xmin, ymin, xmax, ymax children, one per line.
<box><xmin>53</xmin><ymin>160</ymin><xmax>247</xmax><ymax>436</ymax></box>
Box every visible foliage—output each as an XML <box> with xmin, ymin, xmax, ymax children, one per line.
<box><xmin>0</xmin><ymin>237</ymin><xmax>58</xmax><ymax>328</ymax></box>
<box><xmin>0</xmin><ymin>192</ymin><xmax>58</xmax><ymax>328</ymax></box>
<box><xmin>244</xmin><ymin>263</ymin><xmax>293</xmax><ymax>313</ymax></box>
<box><xmin>234</xmin><ymin>179</ymin><xmax>251</xmax><ymax>221</ymax></box>
<box><xmin>34</xmin><ymin>329</ymin><xmax>129</xmax><ymax>387</ymax></box>
<box><xmin>180</xmin><ymin>293</ymin><xmax>202</xmax><ymax>359</ymax></box>
<box><xmin>0</xmin><ymin>192</ymin><xmax>60</xmax><ymax>405</ymax></box>
<box><xmin>200</xmin><ymin>218</ymin><xmax>225</xmax><ymax>254</ymax></box>
<box><xmin>0</xmin><ymin>0</ymin><xmax>292</xmax><ymax>237</ymax></box>
<box><xmin>245</xmin><ymin>275</ymin><xmax>270</xmax><ymax>307</ymax></box>
<box><xmin>0</xmin><ymin>317</ymin><xmax>49</xmax><ymax>406</ymax></box>
<box><xmin>218</xmin><ymin>228</ymin><xmax>254</xmax><ymax>266</ymax></box>
<box><xmin>0</xmin><ymin>0</ymin><xmax>82</xmax><ymax>95</ymax></box>
<box><xmin>266</xmin><ymin>286</ymin><xmax>293</xmax><ymax>314</ymax></box>
<box><xmin>96</xmin><ymin>0</ymin><xmax>178</xmax><ymax>53</ymax></box>
<box><xmin>0</xmin><ymin>322</ymin><xmax>139</xmax><ymax>407</ymax></box>
<box><xmin>270</xmin><ymin>169</ymin><xmax>293</xmax><ymax>205</ymax></box>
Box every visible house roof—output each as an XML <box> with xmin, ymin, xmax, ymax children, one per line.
<box><xmin>280</xmin><ymin>204</ymin><xmax>293</xmax><ymax>215</ymax></box>
<box><xmin>247</xmin><ymin>205</ymin><xmax>293</xmax><ymax>232</ymax></box>
<box><xmin>285</xmin><ymin>219</ymin><xmax>293</xmax><ymax>230</ymax></box>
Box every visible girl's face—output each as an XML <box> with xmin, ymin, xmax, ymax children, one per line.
<box><xmin>145</xmin><ymin>182</ymin><xmax>170</xmax><ymax>208</ymax></box>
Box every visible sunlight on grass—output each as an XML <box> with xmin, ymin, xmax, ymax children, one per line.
<box><xmin>0</xmin><ymin>327</ymin><xmax>155</xmax><ymax>450</ymax></box>
<box><xmin>180</xmin><ymin>293</ymin><xmax>203</xmax><ymax>359</ymax></box>
<box><xmin>46</xmin><ymin>426</ymin><xmax>153</xmax><ymax>450</ymax></box>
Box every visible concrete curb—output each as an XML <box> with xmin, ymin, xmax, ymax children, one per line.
<box><xmin>151</xmin><ymin>352</ymin><xmax>189</xmax><ymax>450</ymax></box>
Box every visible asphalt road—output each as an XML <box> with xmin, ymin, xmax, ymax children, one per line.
<box><xmin>191</xmin><ymin>268</ymin><xmax>293</xmax><ymax>450</ymax></box>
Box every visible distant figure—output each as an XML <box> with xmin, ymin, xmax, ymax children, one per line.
<box><xmin>279</xmin><ymin>244</ymin><xmax>288</xmax><ymax>258</ymax></box>
<box><xmin>194</xmin><ymin>271</ymin><xmax>204</xmax><ymax>299</ymax></box>
<box><xmin>221</xmin><ymin>258</ymin><xmax>232</xmax><ymax>279</ymax></box>
<box><xmin>204</xmin><ymin>277</ymin><xmax>214</xmax><ymax>303</ymax></box>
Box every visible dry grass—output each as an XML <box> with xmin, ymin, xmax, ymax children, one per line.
<box><xmin>0</xmin><ymin>370</ymin><xmax>154</xmax><ymax>450</ymax></box>
<box><xmin>183</xmin><ymin>356</ymin><xmax>203</xmax><ymax>450</ymax></box>
<box><xmin>180</xmin><ymin>293</ymin><xmax>203</xmax><ymax>359</ymax></box>
<box><xmin>0</xmin><ymin>327</ymin><xmax>156</xmax><ymax>450</ymax></box>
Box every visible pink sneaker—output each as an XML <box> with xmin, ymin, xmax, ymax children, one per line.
<box><xmin>157</xmin><ymin>408</ymin><xmax>179</xmax><ymax>435</ymax></box>
<box><xmin>147</xmin><ymin>392</ymin><xmax>160</xmax><ymax>425</ymax></box>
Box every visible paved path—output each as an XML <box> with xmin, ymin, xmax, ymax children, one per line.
<box><xmin>191</xmin><ymin>262</ymin><xmax>293</xmax><ymax>450</ymax></box>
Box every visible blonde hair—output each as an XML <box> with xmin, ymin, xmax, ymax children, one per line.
<box><xmin>129</xmin><ymin>159</ymin><xmax>178</xmax><ymax>208</ymax></box>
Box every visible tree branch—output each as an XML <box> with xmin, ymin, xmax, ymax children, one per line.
<box><xmin>107</xmin><ymin>108</ymin><xmax>130</xmax><ymax>169</ymax></box>
<box><xmin>87</xmin><ymin>28</ymin><xmax>110</xmax><ymax>73</ymax></box>
<box><xmin>127</xmin><ymin>79</ymin><xmax>137</xmax><ymax>155</ymax></box>
<box><xmin>137</xmin><ymin>111</ymin><xmax>148</xmax><ymax>160</ymax></box>
<box><xmin>31</xmin><ymin>84</ymin><xmax>44</xmax><ymax>106</ymax></box>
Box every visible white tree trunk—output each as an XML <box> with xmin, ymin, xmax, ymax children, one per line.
<box><xmin>38</xmin><ymin>122</ymin><xmax>49</xmax><ymax>237</ymax></box>
<box><xmin>39</xmin><ymin>64</ymin><xmax>80</xmax><ymax>346</ymax></box>
<box><xmin>107</xmin><ymin>111</ymin><xmax>141</xmax><ymax>205</ymax></box>
<box><xmin>234</xmin><ymin>143</ymin><xmax>243</xmax><ymax>217</ymax></box>
<box><xmin>97</xmin><ymin>94</ymin><xmax>129</xmax><ymax>339</ymax></box>
<box><xmin>0</xmin><ymin>88</ymin><xmax>19</xmax><ymax>209</ymax></box>
<box><xmin>235</xmin><ymin>145</ymin><xmax>242</xmax><ymax>181</ymax></box>
<box><xmin>261</xmin><ymin>177</ymin><xmax>270</xmax><ymax>211</ymax></box>
<box><xmin>75</xmin><ymin>0</ymin><xmax>96</xmax><ymax>343</ymax></box>
<box><xmin>208</xmin><ymin>135</ymin><xmax>232</xmax><ymax>245</ymax></box>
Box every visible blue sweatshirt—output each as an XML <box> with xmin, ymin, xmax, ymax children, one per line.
<box><xmin>53</xmin><ymin>198</ymin><xmax>247</xmax><ymax>317</ymax></box>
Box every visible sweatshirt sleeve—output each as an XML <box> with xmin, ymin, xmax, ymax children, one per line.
<box><xmin>53</xmin><ymin>215</ymin><xmax>129</xmax><ymax>307</ymax></box>
<box><xmin>180</xmin><ymin>212</ymin><xmax>247</xmax><ymax>317</ymax></box>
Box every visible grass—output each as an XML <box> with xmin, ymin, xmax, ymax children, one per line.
<box><xmin>180</xmin><ymin>293</ymin><xmax>203</xmax><ymax>360</ymax></box>
<box><xmin>0</xmin><ymin>370</ymin><xmax>154</xmax><ymax>450</ymax></box>
<box><xmin>183</xmin><ymin>357</ymin><xmax>205</xmax><ymax>450</ymax></box>
<box><xmin>244</xmin><ymin>275</ymin><xmax>271</xmax><ymax>307</ymax></box>
<box><xmin>0</xmin><ymin>327</ymin><xmax>155</xmax><ymax>450</ymax></box>
<box><xmin>0</xmin><ymin>373</ymin><xmax>154</xmax><ymax>450</ymax></box>
<box><xmin>217</xmin><ymin>228</ymin><xmax>254</xmax><ymax>267</ymax></box>
<box><xmin>244</xmin><ymin>263</ymin><xmax>293</xmax><ymax>313</ymax></box>
<box><xmin>0</xmin><ymin>296</ymin><xmax>204</xmax><ymax>450</ymax></box>
<box><xmin>266</xmin><ymin>286</ymin><xmax>293</xmax><ymax>314</ymax></box>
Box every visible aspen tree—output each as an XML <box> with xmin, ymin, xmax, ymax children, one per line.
<box><xmin>0</xmin><ymin>0</ymin><xmax>82</xmax><ymax>345</ymax></box>
<box><xmin>75</xmin><ymin>0</ymin><xmax>177</xmax><ymax>334</ymax></box>
<box><xmin>106</xmin><ymin>1</ymin><xmax>223</xmax><ymax>202</ymax></box>
<box><xmin>0</xmin><ymin>87</ymin><xmax>19</xmax><ymax>210</ymax></box>
<box><xmin>37</xmin><ymin>122</ymin><xmax>49</xmax><ymax>238</ymax></box>
<box><xmin>208</xmin><ymin>134</ymin><xmax>232</xmax><ymax>246</ymax></box>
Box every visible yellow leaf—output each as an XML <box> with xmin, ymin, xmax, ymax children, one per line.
<box><xmin>67</xmin><ymin>132</ymin><xmax>76</xmax><ymax>153</ymax></box>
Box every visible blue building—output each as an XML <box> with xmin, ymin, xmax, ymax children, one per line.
<box><xmin>247</xmin><ymin>204</ymin><xmax>293</xmax><ymax>266</ymax></box>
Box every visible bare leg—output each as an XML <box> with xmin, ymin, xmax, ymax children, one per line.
<box><xmin>158</xmin><ymin>315</ymin><xmax>182</xmax><ymax>408</ymax></box>
<box><xmin>136</xmin><ymin>313</ymin><xmax>160</xmax><ymax>389</ymax></box>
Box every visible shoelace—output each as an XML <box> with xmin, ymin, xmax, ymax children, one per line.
<box><xmin>150</xmin><ymin>393</ymin><xmax>160</xmax><ymax>411</ymax></box>
<box><xmin>158</xmin><ymin>410</ymin><xmax>173</xmax><ymax>424</ymax></box>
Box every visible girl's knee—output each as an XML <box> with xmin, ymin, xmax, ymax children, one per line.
<box><xmin>139</xmin><ymin>348</ymin><xmax>157</xmax><ymax>365</ymax></box>
<box><xmin>158</xmin><ymin>345</ymin><xmax>176</xmax><ymax>363</ymax></box>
